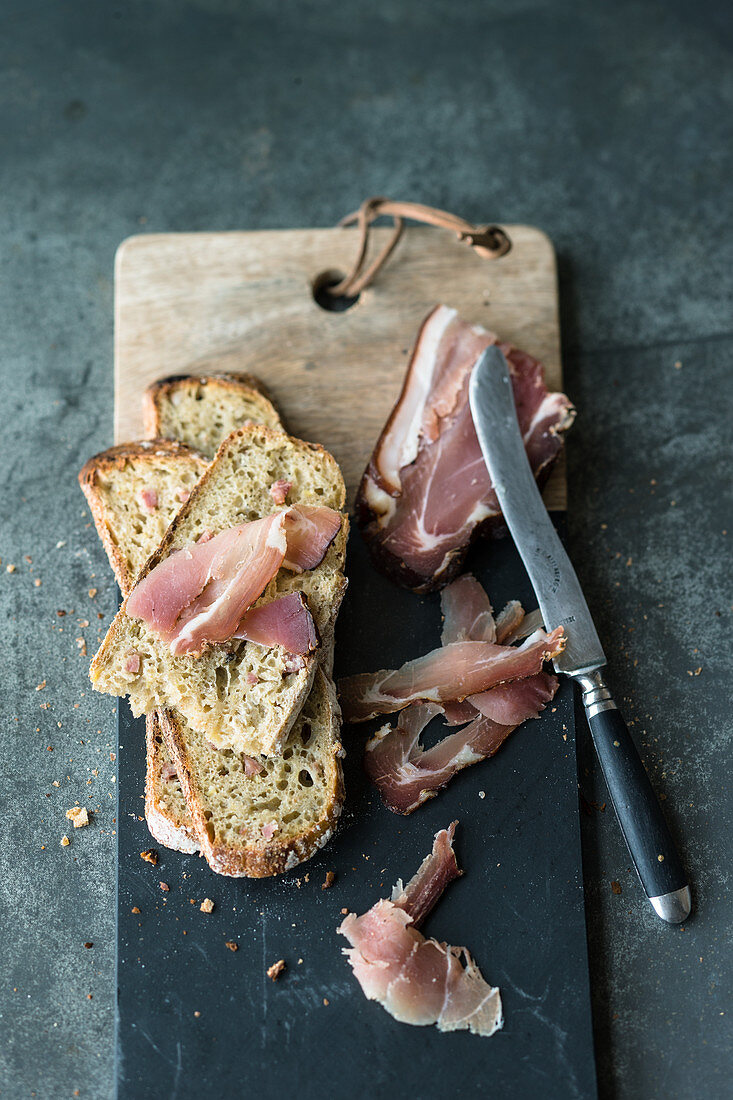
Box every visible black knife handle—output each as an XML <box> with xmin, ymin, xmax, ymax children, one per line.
<box><xmin>577</xmin><ymin>672</ymin><xmax>691</xmax><ymax>922</ymax></box>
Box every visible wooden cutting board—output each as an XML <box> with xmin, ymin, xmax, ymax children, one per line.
<box><xmin>114</xmin><ymin>224</ymin><xmax>596</xmax><ymax>1099</ymax></box>
<box><xmin>114</xmin><ymin>224</ymin><xmax>565</xmax><ymax>507</ymax></box>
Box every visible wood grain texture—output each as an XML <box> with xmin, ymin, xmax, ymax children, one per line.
<box><xmin>115</xmin><ymin>224</ymin><xmax>566</xmax><ymax>508</ymax></box>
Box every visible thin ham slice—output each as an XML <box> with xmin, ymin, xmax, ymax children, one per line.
<box><xmin>365</xmin><ymin>672</ymin><xmax>558</xmax><ymax>814</ymax></box>
<box><xmin>340</xmin><ymin>627</ymin><xmax>565</xmax><ymax>723</ymax></box>
<box><xmin>440</xmin><ymin>574</ymin><xmax>496</xmax><ymax>645</ymax></box>
<box><xmin>126</xmin><ymin>505</ymin><xmax>340</xmax><ymax>656</ymax></box>
<box><xmin>282</xmin><ymin>504</ymin><xmax>342</xmax><ymax>572</ymax></box>
<box><xmin>468</xmin><ymin>670</ymin><xmax>557</xmax><ymax>725</ymax></box>
<box><xmin>233</xmin><ymin>593</ymin><xmax>318</xmax><ymax>655</ymax></box>
<box><xmin>338</xmin><ymin>823</ymin><xmax>503</xmax><ymax>1036</ymax></box>
<box><xmin>356</xmin><ymin>305</ymin><xmax>575</xmax><ymax>591</ymax></box>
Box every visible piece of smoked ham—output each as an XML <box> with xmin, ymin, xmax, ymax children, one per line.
<box><xmin>356</xmin><ymin>305</ymin><xmax>575</xmax><ymax>591</ymax></box>
<box><xmin>365</xmin><ymin>674</ymin><xmax>558</xmax><ymax>813</ymax></box>
<box><xmin>339</xmin><ymin>626</ymin><xmax>565</xmax><ymax>723</ymax></box>
<box><xmin>126</xmin><ymin>504</ymin><xmax>340</xmax><ymax>655</ymax></box>
<box><xmin>338</xmin><ymin>823</ymin><xmax>503</xmax><ymax>1036</ymax></box>
<box><xmin>352</xmin><ymin>574</ymin><xmax>559</xmax><ymax>812</ymax></box>
<box><xmin>233</xmin><ymin>592</ymin><xmax>318</xmax><ymax>655</ymax></box>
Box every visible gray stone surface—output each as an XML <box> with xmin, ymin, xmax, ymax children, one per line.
<box><xmin>0</xmin><ymin>1</ymin><xmax>730</xmax><ymax>1096</ymax></box>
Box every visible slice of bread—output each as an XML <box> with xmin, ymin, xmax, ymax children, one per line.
<box><xmin>80</xmin><ymin>436</ymin><xmax>345</xmax><ymax>874</ymax></box>
<box><xmin>143</xmin><ymin>373</ymin><xmax>282</xmax><ymax>458</ymax></box>
<box><xmin>79</xmin><ymin>440</ymin><xmax>209</xmax><ymax>587</ymax></box>
<box><xmin>145</xmin><ymin>710</ymin><xmax>199</xmax><ymax>854</ymax></box>
<box><xmin>79</xmin><ymin>439</ymin><xmax>209</xmax><ymax>853</ymax></box>
<box><xmin>89</xmin><ymin>425</ymin><xmax>348</xmax><ymax>757</ymax></box>
<box><xmin>162</xmin><ymin>670</ymin><xmax>344</xmax><ymax>877</ymax></box>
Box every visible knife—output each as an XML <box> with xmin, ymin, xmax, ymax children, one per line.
<box><xmin>469</xmin><ymin>346</ymin><xmax>691</xmax><ymax>924</ymax></box>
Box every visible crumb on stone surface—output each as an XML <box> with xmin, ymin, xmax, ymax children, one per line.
<box><xmin>159</xmin><ymin>881</ymin><xmax>170</xmax><ymax>892</ymax></box>
<box><xmin>200</xmin><ymin>898</ymin><xmax>214</xmax><ymax>913</ymax></box>
<box><xmin>140</xmin><ymin>848</ymin><xmax>158</xmax><ymax>865</ymax></box>
<box><xmin>225</xmin><ymin>941</ymin><xmax>238</xmax><ymax>952</ymax></box>
<box><xmin>267</xmin><ymin>958</ymin><xmax>286</xmax><ymax>981</ymax></box>
<box><xmin>322</xmin><ymin>871</ymin><xmax>336</xmax><ymax>890</ymax></box>
<box><xmin>611</xmin><ymin>880</ymin><xmax>622</xmax><ymax>895</ymax></box>
<box><xmin>66</xmin><ymin>806</ymin><xmax>89</xmax><ymax>828</ymax></box>
<box><xmin>131</xmin><ymin>907</ymin><xmax>140</xmax><ymax>914</ymax></box>
<box><xmin>60</xmin><ymin>835</ymin><xmax>70</xmax><ymax>847</ymax></box>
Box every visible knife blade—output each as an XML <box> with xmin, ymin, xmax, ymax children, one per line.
<box><xmin>469</xmin><ymin>346</ymin><xmax>691</xmax><ymax>924</ymax></box>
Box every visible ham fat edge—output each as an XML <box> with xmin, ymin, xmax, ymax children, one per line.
<box><xmin>125</xmin><ymin>505</ymin><xmax>340</xmax><ymax>655</ymax></box>
<box><xmin>355</xmin><ymin>304</ymin><xmax>575</xmax><ymax>592</ymax></box>
<box><xmin>338</xmin><ymin>823</ymin><xmax>503</xmax><ymax>1036</ymax></box>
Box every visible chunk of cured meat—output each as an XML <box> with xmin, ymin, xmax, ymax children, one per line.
<box><xmin>356</xmin><ymin>305</ymin><xmax>575</xmax><ymax>591</ymax></box>
<box><xmin>126</xmin><ymin>505</ymin><xmax>340</xmax><ymax>655</ymax></box>
<box><xmin>338</xmin><ymin>823</ymin><xmax>503</xmax><ymax>1036</ymax></box>
<box><xmin>364</xmin><ymin>672</ymin><xmax>557</xmax><ymax>814</ymax></box>
<box><xmin>339</xmin><ymin>627</ymin><xmax>565</xmax><ymax>723</ymax></box>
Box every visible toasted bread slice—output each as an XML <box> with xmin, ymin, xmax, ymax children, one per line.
<box><xmin>161</xmin><ymin>670</ymin><xmax>343</xmax><ymax>877</ymax></box>
<box><xmin>79</xmin><ymin>439</ymin><xmax>209</xmax><ymax>852</ymax></box>
<box><xmin>143</xmin><ymin>372</ymin><xmax>282</xmax><ymax>458</ymax></box>
<box><xmin>145</xmin><ymin>710</ymin><xmax>199</xmax><ymax>854</ymax></box>
<box><xmin>89</xmin><ymin>425</ymin><xmax>348</xmax><ymax>757</ymax></box>
<box><xmin>80</xmin><ymin>438</ymin><xmax>345</xmax><ymax>873</ymax></box>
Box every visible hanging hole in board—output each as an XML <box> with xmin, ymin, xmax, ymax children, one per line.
<box><xmin>312</xmin><ymin>269</ymin><xmax>360</xmax><ymax>313</ymax></box>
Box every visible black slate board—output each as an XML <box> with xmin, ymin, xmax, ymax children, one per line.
<box><xmin>117</xmin><ymin>523</ymin><xmax>597</xmax><ymax>1099</ymax></box>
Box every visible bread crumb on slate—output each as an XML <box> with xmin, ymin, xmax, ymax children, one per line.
<box><xmin>225</xmin><ymin>941</ymin><xmax>238</xmax><ymax>952</ymax></box>
<box><xmin>140</xmin><ymin>848</ymin><xmax>158</xmax><ymax>865</ymax></box>
<box><xmin>200</xmin><ymin>898</ymin><xmax>215</xmax><ymax>913</ymax></box>
<box><xmin>6</xmin><ymin>564</ymin><xmax>15</xmax><ymax>573</ymax></box>
<box><xmin>267</xmin><ymin>959</ymin><xmax>286</xmax><ymax>981</ymax></box>
<box><xmin>88</xmin><ymin>588</ymin><xmax>97</xmax><ymax>598</ymax></box>
<box><xmin>159</xmin><ymin>881</ymin><xmax>170</xmax><ymax>892</ymax></box>
<box><xmin>322</xmin><ymin>871</ymin><xmax>336</xmax><ymax>890</ymax></box>
<box><xmin>83</xmin><ymin>942</ymin><xmax>93</xmax><ymax>949</ymax></box>
<box><xmin>611</xmin><ymin>881</ymin><xmax>622</xmax><ymax>895</ymax></box>
<box><xmin>323</xmin><ymin>998</ymin><xmax>330</xmax><ymax>1006</ymax></box>
<box><xmin>194</xmin><ymin>1010</ymin><xmax>201</xmax><ymax>1018</ymax></box>
<box><xmin>60</xmin><ymin>835</ymin><xmax>71</xmax><ymax>847</ymax></box>
<box><xmin>35</xmin><ymin>680</ymin><xmax>46</xmax><ymax>691</ymax></box>
<box><xmin>340</xmin><ymin>907</ymin><xmax>348</xmax><ymax>915</ymax></box>
<box><xmin>131</xmin><ymin>907</ymin><xmax>140</xmax><ymax>914</ymax></box>
<box><xmin>66</xmin><ymin>806</ymin><xmax>89</xmax><ymax>828</ymax></box>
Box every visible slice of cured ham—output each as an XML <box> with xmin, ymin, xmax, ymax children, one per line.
<box><xmin>233</xmin><ymin>592</ymin><xmax>318</xmax><ymax>656</ymax></box>
<box><xmin>440</xmin><ymin>574</ymin><xmax>496</xmax><ymax>645</ymax></box>
<box><xmin>356</xmin><ymin>304</ymin><xmax>575</xmax><ymax>591</ymax></box>
<box><xmin>339</xmin><ymin>626</ymin><xmax>565</xmax><ymax>723</ymax></box>
<box><xmin>364</xmin><ymin>671</ymin><xmax>558</xmax><ymax>814</ymax></box>
<box><xmin>338</xmin><ymin>823</ymin><xmax>503</xmax><ymax>1036</ymax></box>
<box><xmin>281</xmin><ymin>504</ymin><xmax>342</xmax><ymax>572</ymax></box>
<box><xmin>126</xmin><ymin>505</ymin><xmax>340</xmax><ymax>656</ymax></box>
